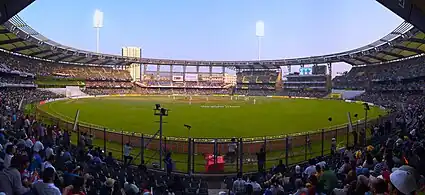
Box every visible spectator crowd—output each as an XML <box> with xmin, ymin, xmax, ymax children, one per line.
<box><xmin>0</xmin><ymin>47</ymin><xmax>425</xmax><ymax>195</ymax></box>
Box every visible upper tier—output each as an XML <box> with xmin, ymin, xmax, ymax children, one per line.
<box><xmin>1</xmin><ymin>16</ymin><xmax>424</xmax><ymax>68</ymax></box>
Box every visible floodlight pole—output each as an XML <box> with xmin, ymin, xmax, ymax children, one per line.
<box><xmin>257</xmin><ymin>36</ymin><xmax>262</xmax><ymax>61</ymax></box>
<box><xmin>96</xmin><ymin>27</ymin><xmax>100</xmax><ymax>53</ymax></box>
<box><xmin>154</xmin><ymin>107</ymin><xmax>168</xmax><ymax>170</ymax></box>
<box><xmin>364</xmin><ymin>108</ymin><xmax>368</xmax><ymax>130</ymax></box>
<box><xmin>364</xmin><ymin>106</ymin><xmax>368</xmax><ymax>145</ymax></box>
<box><xmin>159</xmin><ymin>112</ymin><xmax>164</xmax><ymax>169</ymax></box>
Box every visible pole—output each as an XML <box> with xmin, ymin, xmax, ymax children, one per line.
<box><xmin>285</xmin><ymin>136</ymin><xmax>289</xmax><ymax>166</ymax></box>
<box><xmin>159</xmin><ymin>113</ymin><xmax>163</xmax><ymax>170</ymax></box>
<box><xmin>364</xmin><ymin>109</ymin><xmax>368</xmax><ymax>131</ymax></box>
<box><xmin>346</xmin><ymin>124</ymin><xmax>349</xmax><ymax>148</ymax></box>
<box><xmin>258</xmin><ymin>36</ymin><xmax>261</xmax><ymax>61</ymax></box>
<box><xmin>121</xmin><ymin>130</ymin><xmax>124</xmax><ymax>162</ymax></box>
<box><xmin>187</xmin><ymin>138</ymin><xmax>192</xmax><ymax>174</ymax></box>
<box><xmin>364</xmin><ymin>109</ymin><xmax>368</xmax><ymax>146</ymax></box>
<box><xmin>239</xmin><ymin>138</ymin><xmax>243</xmax><ymax>173</ymax></box>
<box><xmin>103</xmin><ymin>128</ymin><xmax>106</xmax><ymax>153</ymax></box>
<box><xmin>214</xmin><ymin>139</ymin><xmax>218</xmax><ymax>164</ymax></box>
<box><xmin>96</xmin><ymin>27</ymin><xmax>100</xmax><ymax>53</ymax></box>
<box><xmin>304</xmin><ymin>134</ymin><xmax>308</xmax><ymax>161</ymax></box>
<box><xmin>191</xmin><ymin>139</ymin><xmax>195</xmax><ymax>173</ymax></box>
<box><xmin>77</xmin><ymin>125</ymin><xmax>80</xmax><ymax>147</ymax></box>
<box><xmin>321</xmin><ymin>129</ymin><xmax>325</xmax><ymax>157</ymax></box>
<box><xmin>141</xmin><ymin>134</ymin><xmax>144</xmax><ymax>165</ymax></box>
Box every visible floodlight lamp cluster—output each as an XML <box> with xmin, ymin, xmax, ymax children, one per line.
<box><xmin>154</xmin><ymin>104</ymin><xmax>168</xmax><ymax>116</ymax></box>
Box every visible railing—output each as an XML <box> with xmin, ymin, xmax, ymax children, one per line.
<box><xmin>36</xmin><ymin>105</ymin><xmax>388</xmax><ymax>174</ymax></box>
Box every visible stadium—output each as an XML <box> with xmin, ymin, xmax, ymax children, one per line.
<box><xmin>0</xmin><ymin>0</ymin><xmax>424</xmax><ymax>194</ymax></box>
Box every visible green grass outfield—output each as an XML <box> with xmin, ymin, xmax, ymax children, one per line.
<box><xmin>37</xmin><ymin>95</ymin><xmax>386</xmax><ymax>173</ymax></box>
<box><xmin>39</xmin><ymin>96</ymin><xmax>384</xmax><ymax>138</ymax></box>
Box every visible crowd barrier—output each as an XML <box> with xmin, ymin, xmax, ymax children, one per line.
<box><xmin>35</xmin><ymin>96</ymin><xmax>389</xmax><ymax>174</ymax></box>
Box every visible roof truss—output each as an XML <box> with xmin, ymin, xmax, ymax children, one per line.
<box><xmin>409</xmin><ymin>38</ymin><xmax>425</xmax><ymax>44</ymax></box>
<box><xmin>101</xmin><ymin>59</ymin><xmax>114</xmax><ymax>65</ymax></box>
<box><xmin>69</xmin><ymin>56</ymin><xmax>86</xmax><ymax>63</ymax></box>
<box><xmin>0</xmin><ymin>38</ymin><xmax>21</xmax><ymax>45</ymax></box>
<box><xmin>43</xmin><ymin>53</ymin><xmax>61</xmax><ymax>59</ymax></box>
<box><xmin>85</xmin><ymin>59</ymin><xmax>99</xmax><ymax>64</ymax></box>
<box><xmin>393</xmin><ymin>45</ymin><xmax>424</xmax><ymax>54</ymax></box>
<box><xmin>353</xmin><ymin>57</ymin><xmax>372</xmax><ymax>64</ymax></box>
<box><xmin>10</xmin><ymin>45</ymin><xmax>38</xmax><ymax>52</ymax></box>
<box><xmin>29</xmin><ymin>50</ymin><xmax>50</xmax><ymax>56</ymax></box>
<box><xmin>365</xmin><ymin>55</ymin><xmax>387</xmax><ymax>62</ymax></box>
<box><xmin>340</xmin><ymin>58</ymin><xmax>356</xmax><ymax>65</ymax></box>
<box><xmin>55</xmin><ymin>55</ymin><xmax>74</xmax><ymax>62</ymax></box>
<box><xmin>380</xmin><ymin>51</ymin><xmax>405</xmax><ymax>58</ymax></box>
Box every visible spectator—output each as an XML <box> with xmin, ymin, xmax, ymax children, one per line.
<box><xmin>164</xmin><ymin>152</ymin><xmax>173</xmax><ymax>175</ymax></box>
<box><xmin>339</xmin><ymin>156</ymin><xmax>352</xmax><ymax>174</ymax></box>
<box><xmin>33</xmin><ymin>167</ymin><xmax>61</xmax><ymax>195</ymax></box>
<box><xmin>123</xmin><ymin>142</ymin><xmax>132</xmax><ymax>166</ymax></box>
<box><xmin>303</xmin><ymin>159</ymin><xmax>317</xmax><ymax>177</ymax></box>
<box><xmin>318</xmin><ymin>165</ymin><xmax>338</xmax><ymax>194</ymax></box>
<box><xmin>3</xmin><ymin>144</ymin><xmax>15</xmax><ymax>168</ymax></box>
<box><xmin>228</xmin><ymin>138</ymin><xmax>237</xmax><ymax>163</ymax></box>
<box><xmin>293</xmin><ymin>179</ymin><xmax>307</xmax><ymax>195</ymax></box>
<box><xmin>256</xmin><ymin>147</ymin><xmax>266</xmax><ymax>173</ymax></box>
<box><xmin>233</xmin><ymin>172</ymin><xmax>246</xmax><ymax>195</ymax></box>
<box><xmin>63</xmin><ymin>176</ymin><xmax>85</xmax><ymax>195</ymax></box>
<box><xmin>0</xmin><ymin>155</ymin><xmax>30</xmax><ymax>195</ymax></box>
<box><xmin>124</xmin><ymin>176</ymin><xmax>139</xmax><ymax>195</ymax></box>
<box><xmin>249</xmin><ymin>176</ymin><xmax>262</xmax><ymax>192</ymax></box>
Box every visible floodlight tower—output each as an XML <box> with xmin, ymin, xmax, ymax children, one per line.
<box><xmin>256</xmin><ymin>20</ymin><xmax>264</xmax><ymax>61</ymax></box>
<box><xmin>93</xmin><ymin>9</ymin><xmax>104</xmax><ymax>53</ymax></box>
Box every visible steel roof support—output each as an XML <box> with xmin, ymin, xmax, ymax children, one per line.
<box><xmin>393</xmin><ymin>45</ymin><xmax>424</xmax><ymax>54</ymax></box>
<box><xmin>85</xmin><ymin>59</ymin><xmax>99</xmax><ymax>64</ymax></box>
<box><xmin>10</xmin><ymin>45</ymin><xmax>38</xmax><ymax>52</ymax></box>
<box><xmin>365</xmin><ymin>55</ymin><xmax>387</xmax><ymax>62</ymax></box>
<box><xmin>380</xmin><ymin>51</ymin><xmax>405</xmax><ymax>58</ymax></box>
<box><xmin>55</xmin><ymin>55</ymin><xmax>73</xmax><ymax>62</ymax></box>
<box><xmin>0</xmin><ymin>38</ymin><xmax>21</xmax><ymax>45</ymax></box>
<box><xmin>69</xmin><ymin>56</ymin><xmax>86</xmax><ymax>63</ymax></box>
<box><xmin>340</xmin><ymin>58</ymin><xmax>357</xmax><ymax>65</ymax></box>
<box><xmin>353</xmin><ymin>57</ymin><xmax>372</xmax><ymax>64</ymax></box>
<box><xmin>29</xmin><ymin>50</ymin><xmax>50</xmax><ymax>56</ymax></box>
<box><xmin>43</xmin><ymin>53</ymin><xmax>61</xmax><ymax>59</ymax></box>
<box><xmin>409</xmin><ymin>38</ymin><xmax>425</xmax><ymax>44</ymax></box>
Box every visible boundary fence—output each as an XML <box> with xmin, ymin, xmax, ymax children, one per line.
<box><xmin>35</xmin><ymin>96</ymin><xmax>388</xmax><ymax>174</ymax></box>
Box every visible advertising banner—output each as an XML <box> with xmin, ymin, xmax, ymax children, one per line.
<box><xmin>172</xmin><ymin>76</ymin><xmax>183</xmax><ymax>82</ymax></box>
<box><xmin>185</xmin><ymin>74</ymin><xmax>198</xmax><ymax>81</ymax></box>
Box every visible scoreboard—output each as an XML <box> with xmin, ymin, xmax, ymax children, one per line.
<box><xmin>299</xmin><ymin>67</ymin><xmax>312</xmax><ymax>75</ymax></box>
<box><xmin>299</xmin><ymin>65</ymin><xmax>326</xmax><ymax>75</ymax></box>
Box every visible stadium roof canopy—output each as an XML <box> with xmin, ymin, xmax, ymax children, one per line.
<box><xmin>1</xmin><ymin>15</ymin><xmax>425</xmax><ymax>68</ymax></box>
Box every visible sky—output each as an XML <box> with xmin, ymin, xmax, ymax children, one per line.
<box><xmin>18</xmin><ymin>0</ymin><xmax>403</xmax><ymax>75</ymax></box>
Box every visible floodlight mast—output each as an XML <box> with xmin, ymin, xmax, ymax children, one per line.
<box><xmin>93</xmin><ymin>9</ymin><xmax>104</xmax><ymax>53</ymax></box>
<box><xmin>256</xmin><ymin>20</ymin><xmax>264</xmax><ymax>61</ymax></box>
